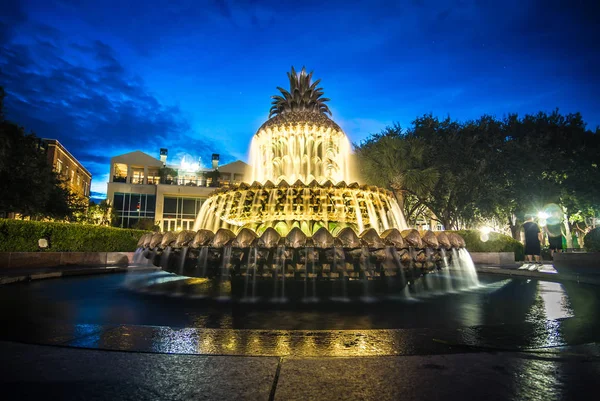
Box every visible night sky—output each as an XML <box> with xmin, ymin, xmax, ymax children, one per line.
<box><xmin>1</xmin><ymin>0</ymin><xmax>599</xmax><ymax>202</ymax></box>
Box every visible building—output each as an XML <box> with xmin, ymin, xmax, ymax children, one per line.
<box><xmin>107</xmin><ymin>149</ymin><xmax>248</xmax><ymax>230</ymax></box>
<box><xmin>42</xmin><ymin>138</ymin><xmax>92</xmax><ymax>199</ymax></box>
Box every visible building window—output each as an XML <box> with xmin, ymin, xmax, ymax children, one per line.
<box><xmin>132</xmin><ymin>168</ymin><xmax>145</xmax><ymax>184</ymax></box>
<box><xmin>112</xmin><ymin>192</ymin><xmax>156</xmax><ymax>228</ymax></box>
<box><xmin>83</xmin><ymin>182</ymin><xmax>88</xmax><ymax>196</ymax></box>
<box><xmin>77</xmin><ymin>175</ymin><xmax>81</xmax><ymax>187</ymax></box>
<box><xmin>162</xmin><ymin>196</ymin><xmax>205</xmax><ymax>231</ymax></box>
<box><xmin>71</xmin><ymin>170</ymin><xmax>75</xmax><ymax>183</ymax></box>
<box><xmin>147</xmin><ymin>169</ymin><xmax>160</xmax><ymax>185</ymax></box>
<box><xmin>56</xmin><ymin>159</ymin><xmax>63</xmax><ymax>174</ymax></box>
<box><xmin>113</xmin><ymin>163</ymin><xmax>127</xmax><ymax>182</ymax></box>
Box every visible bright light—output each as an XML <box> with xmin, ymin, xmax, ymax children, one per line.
<box><xmin>538</xmin><ymin>211</ymin><xmax>549</xmax><ymax>219</ymax></box>
<box><xmin>479</xmin><ymin>226</ymin><xmax>492</xmax><ymax>242</ymax></box>
<box><xmin>179</xmin><ymin>155</ymin><xmax>201</xmax><ymax>172</ymax></box>
<box><xmin>480</xmin><ymin>226</ymin><xmax>492</xmax><ymax>234</ymax></box>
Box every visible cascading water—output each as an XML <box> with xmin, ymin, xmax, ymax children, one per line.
<box><xmin>138</xmin><ymin>67</ymin><xmax>478</xmax><ymax>302</ymax></box>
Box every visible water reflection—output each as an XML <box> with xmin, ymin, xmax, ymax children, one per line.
<box><xmin>1</xmin><ymin>272</ymin><xmax>600</xmax><ymax>356</ymax></box>
<box><xmin>536</xmin><ymin>281</ymin><xmax>574</xmax><ymax>321</ymax></box>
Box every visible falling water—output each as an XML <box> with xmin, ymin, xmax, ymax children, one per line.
<box><xmin>450</xmin><ymin>248</ymin><xmax>466</xmax><ymax>289</ymax></box>
<box><xmin>407</xmin><ymin>247</ymin><xmax>422</xmax><ymax>297</ymax></box>
<box><xmin>440</xmin><ymin>249</ymin><xmax>455</xmax><ymax>293</ymax></box>
<box><xmin>311</xmin><ymin>248</ymin><xmax>317</xmax><ymax>301</ymax></box>
<box><xmin>303</xmin><ymin>247</ymin><xmax>311</xmax><ymax>299</ymax></box>
<box><xmin>160</xmin><ymin>247</ymin><xmax>171</xmax><ymax>270</ymax></box>
<box><xmin>280</xmin><ymin>247</ymin><xmax>286</xmax><ymax>301</ymax></box>
<box><xmin>133</xmin><ymin>248</ymin><xmax>145</xmax><ymax>265</ymax></box>
<box><xmin>330</xmin><ymin>246</ymin><xmax>348</xmax><ymax>302</ymax></box>
<box><xmin>199</xmin><ymin>246</ymin><xmax>209</xmax><ymax>277</ymax></box>
<box><xmin>178</xmin><ymin>246</ymin><xmax>189</xmax><ymax>276</ymax></box>
<box><xmin>389</xmin><ymin>247</ymin><xmax>413</xmax><ymax>300</ymax></box>
<box><xmin>458</xmin><ymin>248</ymin><xmax>480</xmax><ymax>288</ymax></box>
<box><xmin>218</xmin><ymin>246</ymin><xmax>232</xmax><ymax>299</ymax></box>
<box><xmin>338</xmin><ymin>247</ymin><xmax>347</xmax><ymax>299</ymax></box>
<box><xmin>272</xmin><ymin>245</ymin><xmax>286</xmax><ymax>301</ymax></box>
<box><xmin>251</xmin><ymin>248</ymin><xmax>258</xmax><ymax>300</ymax></box>
<box><xmin>424</xmin><ymin>248</ymin><xmax>441</xmax><ymax>295</ymax></box>
<box><xmin>450</xmin><ymin>248</ymin><xmax>480</xmax><ymax>289</ymax></box>
<box><xmin>243</xmin><ymin>249</ymin><xmax>252</xmax><ymax>300</ymax></box>
<box><xmin>360</xmin><ymin>246</ymin><xmax>372</xmax><ymax>302</ymax></box>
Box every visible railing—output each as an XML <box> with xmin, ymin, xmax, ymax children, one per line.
<box><xmin>111</xmin><ymin>176</ymin><xmax>240</xmax><ymax>187</ymax></box>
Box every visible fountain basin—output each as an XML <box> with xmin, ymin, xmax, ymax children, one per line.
<box><xmin>138</xmin><ymin>228</ymin><xmax>470</xmax><ymax>299</ymax></box>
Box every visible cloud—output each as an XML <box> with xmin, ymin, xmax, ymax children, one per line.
<box><xmin>0</xmin><ymin>16</ymin><xmax>224</xmax><ymax>200</ymax></box>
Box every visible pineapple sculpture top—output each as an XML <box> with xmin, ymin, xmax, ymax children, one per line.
<box><xmin>268</xmin><ymin>66</ymin><xmax>332</xmax><ymax>117</ymax></box>
<box><xmin>249</xmin><ymin>67</ymin><xmax>353</xmax><ymax>185</ymax></box>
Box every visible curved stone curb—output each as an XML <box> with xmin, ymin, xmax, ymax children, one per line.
<box><xmin>475</xmin><ymin>265</ymin><xmax>600</xmax><ymax>284</ymax></box>
<box><xmin>0</xmin><ymin>266</ymin><xmax>159</xmax><ymax>285</ymax></box>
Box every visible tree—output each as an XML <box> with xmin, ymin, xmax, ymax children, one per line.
<box><xmin>354</xmin><ymin>124</ymin><xmax>440</xmax><ymax>225</ymax></box>
<box><xmin>159</xmin><ymin>167</ymin><xmax>178</xmax><ymax>184</ymax></box>
<box><xmin>83</xmin><ymin>200</ymin><xmax>116</xmax><ymax>226</ymax></box>
<box><xmin>0</xmin><ymin>87</ymin><xmax>74</xmax><ymax>220</ymax></box>
<box><xmin>355</xmin><ymin>111</ymin><xmax>600</xmax><ymax>235</ymax></box>
<box><xmin>204</xmin><ymin>169</ymin><xmax>221</xmax><ymax>187</ymax></box>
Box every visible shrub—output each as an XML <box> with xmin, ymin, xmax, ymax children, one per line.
<box><xmin>584</xmin><ymin>227</ymin><xmax>600</xmax><ymax>252</ymax></box>
<box><xmin>0</xmin><ymin>219</ymin><xmax>147</xmax><ymax>252</ymax></box>
<box><xmin>450</xmin><ymin>230</ymin><xmax>525</xmax><ymax>261</ymax></box>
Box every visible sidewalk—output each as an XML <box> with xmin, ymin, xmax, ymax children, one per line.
<box><xmin>475</xmin><ymin>262</ymin><xmax>600</xmax><ymax>284</ymax></box>
<box><xmin>1</xmin><ymin>340</ymin><xmax>599</xmax><ymax>401</ymax></box>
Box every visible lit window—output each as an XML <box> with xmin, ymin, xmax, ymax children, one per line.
<box><xmin>77</xmin><ymin>175</ymin><xmax>81</xmax><ymax>186</ymax></box>
<box><xmin>56</xmin><ymin>160</ymin><xmax>63</xmax><ymax>173</ymax></box>
<box><xmin>71</xmin><ymin>170</ymin><xmax>74</xmax><ymax>183</ymax></box>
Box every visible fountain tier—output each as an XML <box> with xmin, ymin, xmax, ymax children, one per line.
<box><xmin>249</xmin><ymin>111</ymin><xmax>352</xmax><ymax>185</ymax></box>
<box><xmin>193</xmin><ymin>180</ymin><xmax>407</xmax><ymax>236</ymax></box>
<box><xmin>138</xmin><ymin>228</ymin><xmax>467</xmax><ymax>286</ymax></box>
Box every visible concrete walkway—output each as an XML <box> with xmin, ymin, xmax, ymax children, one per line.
<box><xmin>2</xmin><ymin>340</ymin><xmax>599</xmax><ymax>401</ymax></box>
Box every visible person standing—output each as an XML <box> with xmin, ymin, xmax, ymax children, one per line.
<box><xmin>546</xmin><ymin>221</ymin><xmax>564</xmax><ymax>258</ymax></box>
<box><xmin>522</xmin><ymin>215</ymin><xmax>542</xmax><ymax>268</ymax></box>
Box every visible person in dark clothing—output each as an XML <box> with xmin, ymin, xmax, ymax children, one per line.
<box><xmin>523</xmin><ymin>216</ymin><xmax>542</xmax><ymax>265</ymax></box>
<box><xmin>546</xmin><ymin>221</ymin><xmax>564</xmax><ymax>258</ymax></box>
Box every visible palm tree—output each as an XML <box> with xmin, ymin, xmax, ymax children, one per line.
<box><xmin>355</xmin><ymin>124</ymin><xmax>440</xmax><ymax>225</ymax></box>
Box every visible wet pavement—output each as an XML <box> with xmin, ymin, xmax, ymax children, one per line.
<box><xmin>1</xmin><ymin>270</ymin><xmax>600</xmax><ymax>399</ymax></box>
<box><xmin>1</xmin><ymin>340</ymin><xmax>599</xmax><ymax>400</ymax></box>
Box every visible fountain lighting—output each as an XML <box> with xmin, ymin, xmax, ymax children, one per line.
<box><xmin>140</xmin><ymin>66</ymin><xmax>475</xmax><ymax>299</ymax></box>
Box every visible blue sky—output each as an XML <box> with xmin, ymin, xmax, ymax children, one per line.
<box><xmin>1</xmin><ymin>0</ymin><xmax>599</xmax><ymax>202</ymax></box>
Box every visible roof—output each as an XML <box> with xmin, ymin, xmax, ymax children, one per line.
<box><xmin>42</xmin><ymin>138</ymin><xmax>92</xmax><ymax>177</ymax></box>
<box><xmin>110</xmin><ymin>150</ymin><xmax>164</xmax><ymax>167</ymax></box>
<box><xmin>218</xmin><ymin>160</ymin><xmax>249</xmax><ymax>173</ymax></box>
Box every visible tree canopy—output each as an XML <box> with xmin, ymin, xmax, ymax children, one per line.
<box><xmin>355</xmin><ymin>111</ymin><xmax>600</xmax><ymax>238</ymax></box>
<box><xmin>0</xmin><ymin>87</ymin><xmax>77</xmax><ymax>220</ymax></box>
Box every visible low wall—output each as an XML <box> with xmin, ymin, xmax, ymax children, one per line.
<box><xmin>469</xmin><ymin>252</ymin><xmax>515</xmax><ymax>265</ymax></box>
<box><xmin>553</xmin><ymin>252</ymin><xmax>600</xmax><ymax>277</ymax></box>
<box><xmin>0</xmin><ymin>252</ymin><xmax>135</xmax><ymax>269</ymax></box>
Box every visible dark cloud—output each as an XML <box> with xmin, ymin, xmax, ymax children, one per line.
<box><xmin>0</xmin><ymin>18</ymin><xmax>222</xmax><ymax>198</ymax></box>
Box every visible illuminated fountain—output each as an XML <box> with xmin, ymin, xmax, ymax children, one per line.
<box><xmin>139</xmin><ymin>67</ymin><xmax>476</xmax><ymax>300</ymax></box>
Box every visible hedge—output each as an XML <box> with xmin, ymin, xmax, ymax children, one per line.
<box><xmin>584</xmin><ymin>227</ymin><xmax>600</xmax><ymax>252</ymax></box>
<box><xmin>0</xmin><ymin>219</ymin><xmax>147</xmax><ymax>252</ymax></box>
<box><xmin>449</xmin><ymin>230</ymin><xmax>525</xmax><ymax>261</ymax></box>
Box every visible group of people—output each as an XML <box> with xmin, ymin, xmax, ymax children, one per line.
<box><xmin>521</xmin><ymin>215</ymin><xmax>564</xmax><ymax>270</ymax></box>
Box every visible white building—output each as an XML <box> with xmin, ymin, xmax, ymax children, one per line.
<box><xmin>107</xmin><ymin>149</ymin><xmax>248</xmax><ymax>231</ymax></box>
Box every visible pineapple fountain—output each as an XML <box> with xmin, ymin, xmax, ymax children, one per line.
<box><xmin>138</xmin><ymin>67</ymin><xmax>475</xmax><ymax>301</ymax></box>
